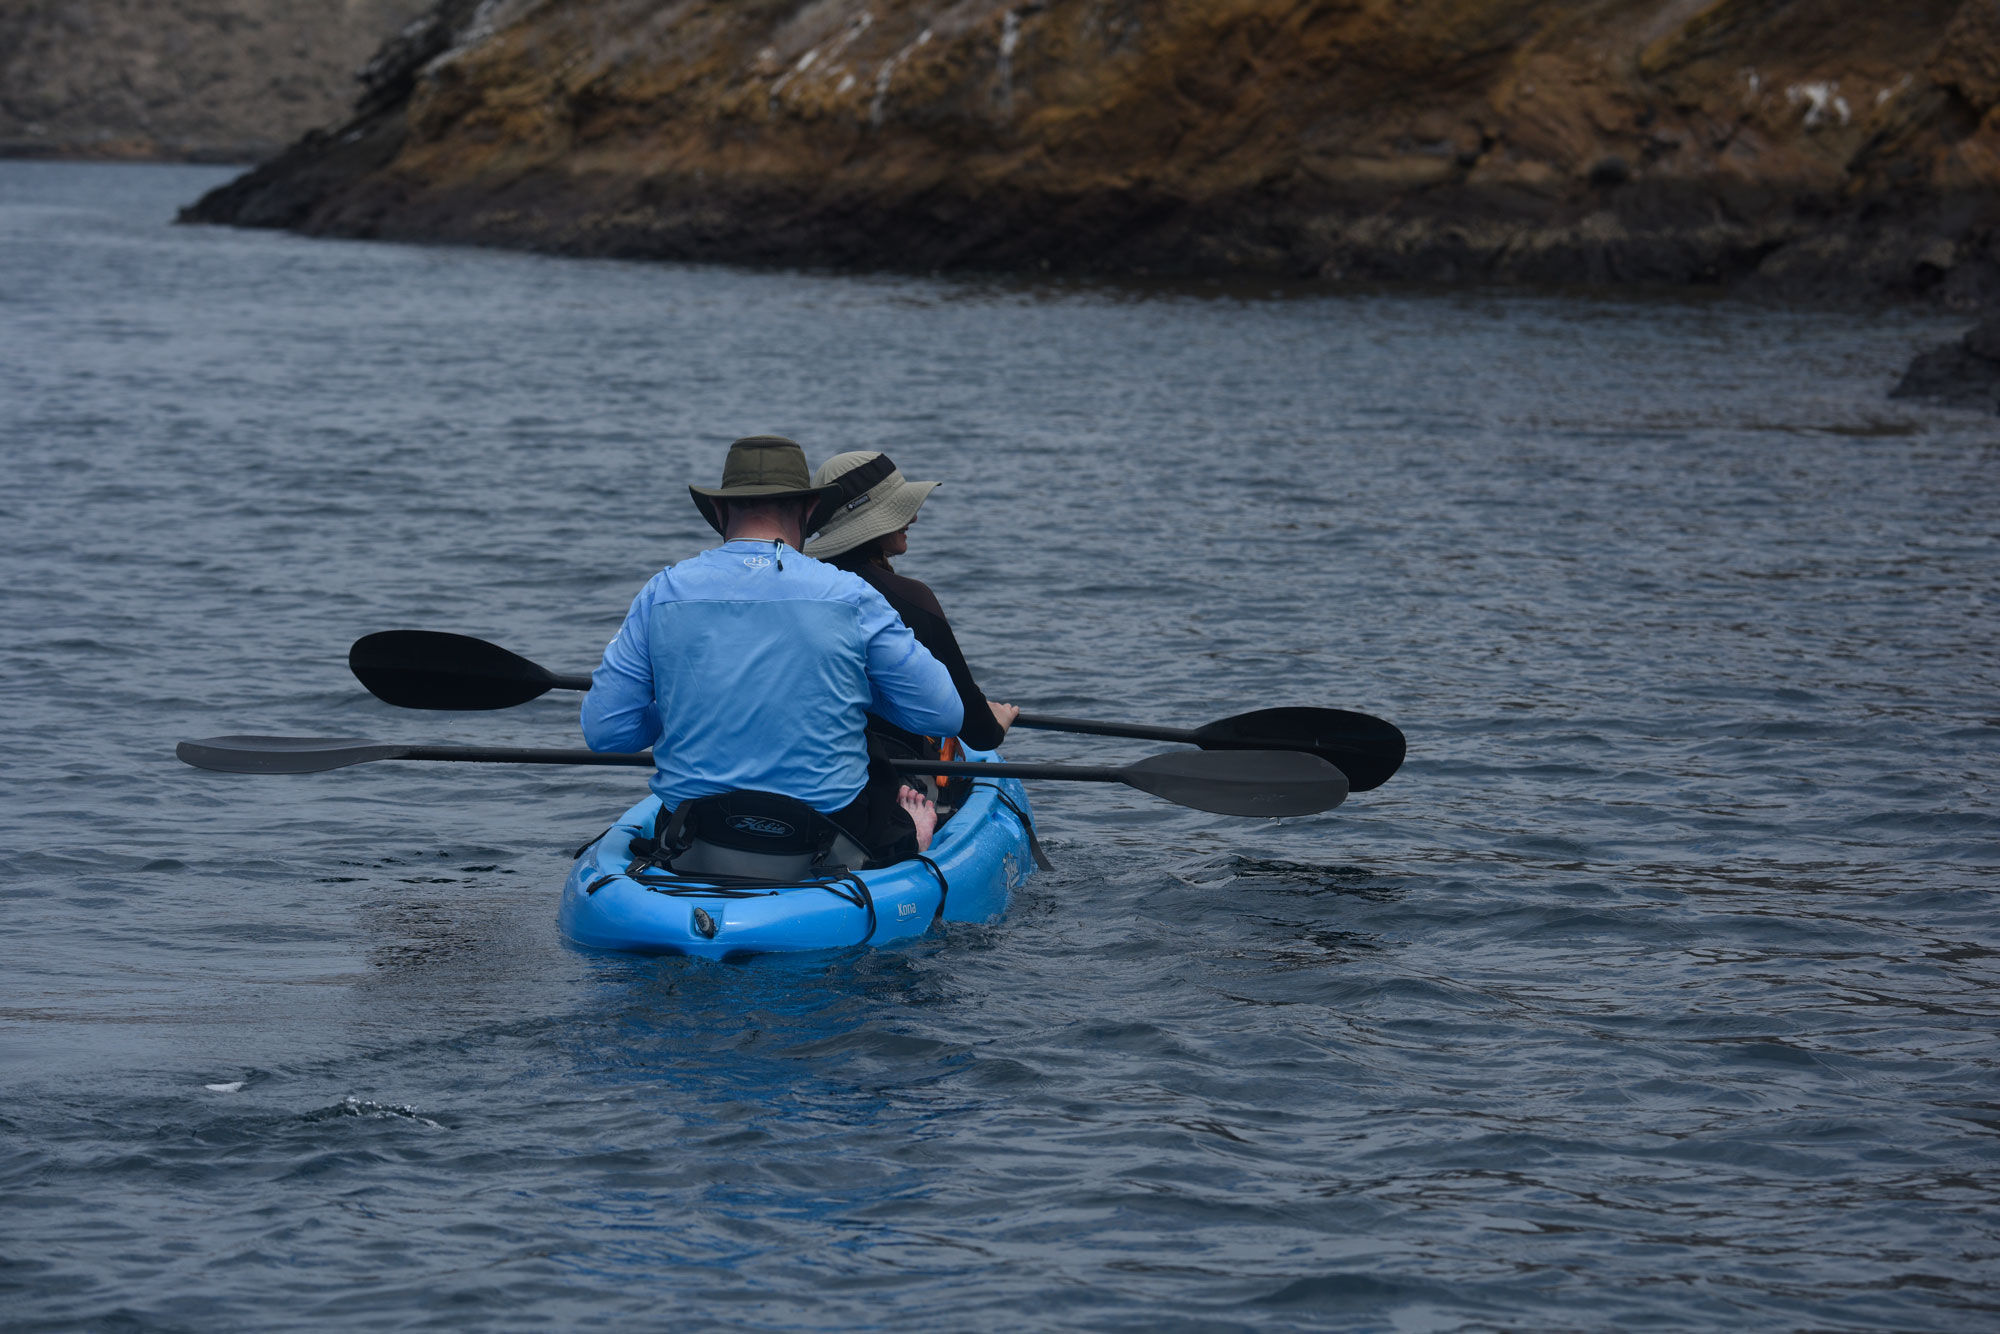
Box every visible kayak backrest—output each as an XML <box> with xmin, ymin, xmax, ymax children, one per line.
<box><xmin>659</xmin><ymin>788</ymin><xmax>865</xmax><ymax>877</ymax></box>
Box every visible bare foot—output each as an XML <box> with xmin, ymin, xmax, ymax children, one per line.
<box><xmin>898</xmin><ymin>784</ymin><xmax>937</xmax><ymax>854</ymax></box>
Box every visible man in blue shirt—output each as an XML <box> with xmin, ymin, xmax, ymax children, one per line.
<box><xmin>581</xmin><ymin>435</ymin><xmax>964</xmax><ymax>859</ymax></box>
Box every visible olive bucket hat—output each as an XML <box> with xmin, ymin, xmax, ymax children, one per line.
<box><xmin>804</xmin><ymin>451</ymin><xmax>941</xmax><ymax>559</ymax></box>
<box><xmin>688</xmin><ymin>435</ymin><xmax>845</xmax><ymax>536</ymax></box>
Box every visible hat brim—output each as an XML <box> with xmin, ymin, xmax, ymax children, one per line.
<box><xmin>689</xmin><ymin>483</ymin><xmax>846</xmax><ymax>537</ymax></box>
<box><xmin>803</xmin><ymin>478</ymin><xmax>939</xmax><ymax>559</ymax></box>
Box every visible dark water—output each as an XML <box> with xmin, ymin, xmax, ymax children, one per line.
<box><xmin>3</xmin><ymin>160</ymin><xmax>1997</xmax><ymax>1330</ymax></box>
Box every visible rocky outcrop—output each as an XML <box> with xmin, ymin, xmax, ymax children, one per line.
<box><xmin>0</xmin><ymin>0</ymin><xmax>429</xmax><ymax>161</ymax></box>
<box><xmin>183</xmin><ymin>0</ymin><xmax>2000</xmax><ymax>301</ymax></box>
<box><xmin>1892</xmin><ymin>313</ymin><xmax>2000</xmax><ymax>410</ymax></box>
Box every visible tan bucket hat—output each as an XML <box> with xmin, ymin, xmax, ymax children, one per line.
<box><xmin>804</xmin><ymin>451</ymin><xmax>940</xmax><ymax>559</ymax></box>
<box><xmin>688</xmin><ymin>435</ymin><xmax>844</xmax><ymax>536</ymax></box>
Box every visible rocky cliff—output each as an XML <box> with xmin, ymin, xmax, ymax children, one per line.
<box><xmin>0</xmin><ymin>0</ymin><xmax>429</xmax><ymax>161</ymax></box>
<box><xmin>183</xmin><ymin>0</ymin><xmax>2000</xmax><ymax>301</ymax></box>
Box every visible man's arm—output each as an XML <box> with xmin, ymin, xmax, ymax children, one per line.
<box><xmin>906</xmin><ymin>600</ymin><xmax>1006</xmax><ymax>751</ymax></box>
<box><xmin>857</xmin><ymin>591</ymin><xmax>964</xmax><ymax>738</ymax></box>
<box><xmin>581</xmin><ymin>586</ymin><xmax>662</xmax><ymax>753</ymax></box>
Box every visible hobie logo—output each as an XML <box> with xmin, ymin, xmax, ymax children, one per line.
<box><xmin>727</xmin><ymin>815</ymin><xmax>794</xmax><ymax>838</ymax></box>
<box><xmin>742</xmin><ymin>555</ymin><xmax>772</xmax><ymax>569</ymax></box>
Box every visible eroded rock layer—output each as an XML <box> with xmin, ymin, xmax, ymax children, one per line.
<box><xmin>185</xmin><ymin>0</ymin><xmax>2000</xmax><ymax>300</ymax></box>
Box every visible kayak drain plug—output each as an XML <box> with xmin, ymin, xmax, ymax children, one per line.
<box><xmin>691</xmin><ymin>908</ymin><xmax>718</xmax><ymax>939</ymax></box>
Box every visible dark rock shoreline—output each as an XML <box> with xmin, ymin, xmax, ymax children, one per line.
<box><xmin>1892</xmin><ymin>315</ymin><xmax>2000</xmax><ymax>412</ymax></box>
<box><xmin>177</xmin><ymin>0</ymin><xmax>2000</xmax><ymax>309</ymax></box>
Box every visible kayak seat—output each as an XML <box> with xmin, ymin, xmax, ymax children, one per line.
<box><xmin>630</xmin><ymin>790</ymin><xmax>868</xmax><ymax>882</ymax></box>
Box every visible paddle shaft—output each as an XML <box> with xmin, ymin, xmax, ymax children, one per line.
<box><xmin>1012</xmin><ymin>713</ymin><xmax>1198</xmax><ymax>744</ymax></box>
<box><xmin>401</xmin><ymin>745</ymin><xmax>643</xmax><ymax>766</ymax></box>
<box><xmin>374</xmin><ymin>746</ymin><xmax>1127</xmax><ymax>783</ymax></box>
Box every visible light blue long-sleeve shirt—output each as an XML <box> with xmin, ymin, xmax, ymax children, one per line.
<box><xmin>581</xmin><ymin>540</ymin><xmax>964</xmax><ymax>813</ymax></box>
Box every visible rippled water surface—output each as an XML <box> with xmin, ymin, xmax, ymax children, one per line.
<box><xmin>3</xmin><ymin>160</ymin><xmax>1997</xmax><ymax>1330</ymax></box>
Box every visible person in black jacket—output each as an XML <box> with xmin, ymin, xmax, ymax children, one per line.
<box><xmin>807</xmin><ymin>451</ymin><xmax>1018</xmax><ymax>824</ymax></box>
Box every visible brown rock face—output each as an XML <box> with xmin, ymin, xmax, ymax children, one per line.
<box><xmin>184</xmin><ymin>0</ymin><xmax>2000</xmax><ymax>301</ymax></box>
<box><xmin>0</xmin><ymin>0</ymin><xmax>430</xmax><ymax>161</ymax></box>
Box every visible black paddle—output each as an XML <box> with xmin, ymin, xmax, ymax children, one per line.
<box><xmin>348</xmin><ymin>631</ymin><xmax>1405</xmax><ymax>791</ymax></box>
<box><xmin>350</xmin><ymin>631</ymin><xmax>591</xmax><ymax>711</ymax></box>
<box><xmin>176</xmin><ymin>736</ymin><xmax>1348</xmax><ymax>818</ymax></box>
<box><xmin>1009</xmin><ymin>708</ymin><xmax>1402</xmax><ymax>794</ymax></box>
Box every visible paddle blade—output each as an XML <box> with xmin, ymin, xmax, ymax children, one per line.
<box><xmin>350</xmin><ymin>630</ymin><xmax>558</xmax><ymax>710</ymax></box>
<box><xmin>1123</xmin><ymin>749</ymin><xmax>1348</xmax><ymax>817</ymax></box>
<box><xmin>177</xmin><ymin>735</ymin><xmax>412</xmax><ymax>774</ymax></box>
<box><xmin>1192</xmin><ymin>707</ymin><xmax>1406</xmax><ymax>792</ymax></box>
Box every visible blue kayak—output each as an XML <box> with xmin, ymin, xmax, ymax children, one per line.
<box><xmin>560</xmin><ymin>748</ymin><xmax>1037</xmax><ymax>958</ymax></box>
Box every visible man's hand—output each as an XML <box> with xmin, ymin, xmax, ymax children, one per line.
<box><xmin>988</xmin><ymin>701</ymin><xmax>1020</xmax><ymax>735</ymax></box>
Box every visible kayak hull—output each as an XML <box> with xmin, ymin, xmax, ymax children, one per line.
<box><xmin>559</xmin><ymin>749</ymin><xmax>1035</xmax><ymax>958</ymax></box>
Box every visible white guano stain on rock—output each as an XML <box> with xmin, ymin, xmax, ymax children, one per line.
<box><xmin>821</xmin><ymin>11</ymin><xmax>874</xmax><ymax>95</ymax></box>
<box><xmin>870</xmin><ymin>26</ymin><xmax>931</xmax><ymax>126</ymax></box>
<box><xmin>770</xmin><ymin>46</ymin><xmax>820</xmax><ymax>102</ymax></box>
<box><xmin>1786</xmin><ymin>81</ymin><xmax>1851</xmax><ymax>127</ymax></box>
<box><xmin>428</xmin><ymin>0</ymin><xmax>525</xmax><ymax>75</ymax></box>
<box><xmin>768</xmin><ymin>10</ymin><xmax>875</xmax><ymax>107</ymax></box>
<box><xmin>996</xmin><ymin>9</ymin><xmax>1022</xmax><ymax>115</ymax></box>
